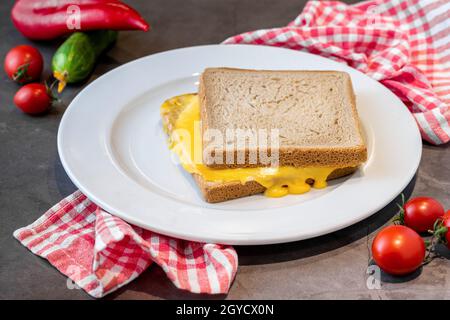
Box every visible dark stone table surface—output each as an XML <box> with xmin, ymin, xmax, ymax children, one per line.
<box><xmin>1</xmin><ymin>0</ymin><xmax>449</xmax><ymax>300</ymax></box>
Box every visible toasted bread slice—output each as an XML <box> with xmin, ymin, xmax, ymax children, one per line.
<box><xmin>161</xmin><ymin>92</ymin><xmax>359</xmax><ymax>203</ymax></box>
<box><xmin>199</xmin><ymin>68</ymin><xmax>367</xmax><ymax>169</ymax></box>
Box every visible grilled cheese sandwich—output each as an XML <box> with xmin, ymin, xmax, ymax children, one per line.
<box><xmin>160</xmin><ymin>68</ymin><xmax>367</xmax><ymax>203</ymax></box>
<box><xmin>162</xmin><ymin>94</ymin><xmax>341</xmax><ymax>198</ymax></box>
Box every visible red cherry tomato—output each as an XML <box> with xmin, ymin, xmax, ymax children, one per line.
<box><xmin>13</xmin><ymin>83</ymin><xmax>51</xmax><ymax>115</ymax></box>
<box><xmin>4</xmin><ymin>45</ymin><xmax>43</xmax><ymax>83</ymax></box>
<box><xmin>372</xmin><ymin>225</ymin><xmax>425</xmax><ymax>275</ymax></box>
<box><xmin>403</xmin><ymin>197</ymin><xmax>445</xmax><ymax>233</ymax></box>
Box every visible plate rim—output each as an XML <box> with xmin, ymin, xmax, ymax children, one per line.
<box><xmin>57</xmin><ymin>44</ymin><xmax>422</xmax><ymax>245</ymax></box>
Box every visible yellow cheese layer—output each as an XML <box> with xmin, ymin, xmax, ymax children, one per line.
<box><xmin>161</xmin><ymin>93</ymin><xmax>337</xmax><ymax>198</ymax></box>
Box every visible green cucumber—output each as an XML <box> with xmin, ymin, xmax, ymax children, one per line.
<box><xmin>52</xmin><ymin>30</ymin><xmax>118</xmax><ymax>92</ymax></box>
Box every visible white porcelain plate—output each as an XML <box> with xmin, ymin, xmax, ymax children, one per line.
<box><xmin>58</xmin><ymin>45</ymin><xmax>422</xmax><ymax>245</ymax></box>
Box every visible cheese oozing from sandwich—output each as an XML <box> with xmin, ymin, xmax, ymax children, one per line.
<box><xmin>161</xmin><ymin>94</ymin><xmax>339</xmax><ymax>198</ymax></box>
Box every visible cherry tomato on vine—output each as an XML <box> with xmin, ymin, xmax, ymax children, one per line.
<box><xmin>13</xmin><ymin>83</ymin><xmax>51</xmax><ymax>114</ymax></box>
<box><xmin>4</xmin><ymin>45</ymin><xmax>43</xmax><ymax>83</ymax></box>
<box><xmin>372</xmin><ymin>225</ymin><xmax>425</xmax><ymax>275</ymax></box>
<box><xmin>403</xmin><ymin>197</ymin><xmax>445</xmax><ymax>233</ymax></box>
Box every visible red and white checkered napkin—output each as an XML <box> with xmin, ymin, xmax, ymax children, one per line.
<box><xmin>224</xmin><ymin>0</ymin><xmax>450</xmax><ymax>145</ymax></box>
<box><xmin>13</xmin><ymin>191</ymin><xmax>237</xmax><ymax>298</ymax></box>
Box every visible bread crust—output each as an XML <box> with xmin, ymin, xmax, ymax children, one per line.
<box><xmin>199</xmin><ymin>68</ymin><xmax>367</xmax><ymax>169</ymax></box>
<box><xmin>202</xmin><ymin>146</ymin><xmax>367</xmax><ymax>168</ymax></box>
<box><xmin>194</xmin><ymin>166</ymin><xmax>358</xmax><ymax>203</ymax></box>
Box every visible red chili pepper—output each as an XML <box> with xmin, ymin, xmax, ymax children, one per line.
<box><xmin>11</xmin><ymin>0</ymin><xmax>150</xmax><ymax>41</ymax></box>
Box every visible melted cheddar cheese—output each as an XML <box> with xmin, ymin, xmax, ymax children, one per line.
<box><xmin>161</xmin><ymin>94</ymin><xmax>338</xmax><ymax>198</ymax></box>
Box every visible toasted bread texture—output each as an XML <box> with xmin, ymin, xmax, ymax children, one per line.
<box><xmin>199</xmin><ymin>68</ymin><xmax>367</xmax><ymax>169</ymax></box>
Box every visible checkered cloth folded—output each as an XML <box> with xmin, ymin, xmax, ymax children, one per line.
<box><xmin>14</xmin><ymin>191</ymin><xmax>237</xmax><ymax>298</ymax></box>
<box><xmin>224</xmin><ymin>0</ymin><xmax>450</xmax><ymax>144</ymax></box>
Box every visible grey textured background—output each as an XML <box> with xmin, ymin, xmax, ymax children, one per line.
<box><xmin>0</xmin><ymin>0</ymin><xmax>449</xmax><ymax>299</ymax></box>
